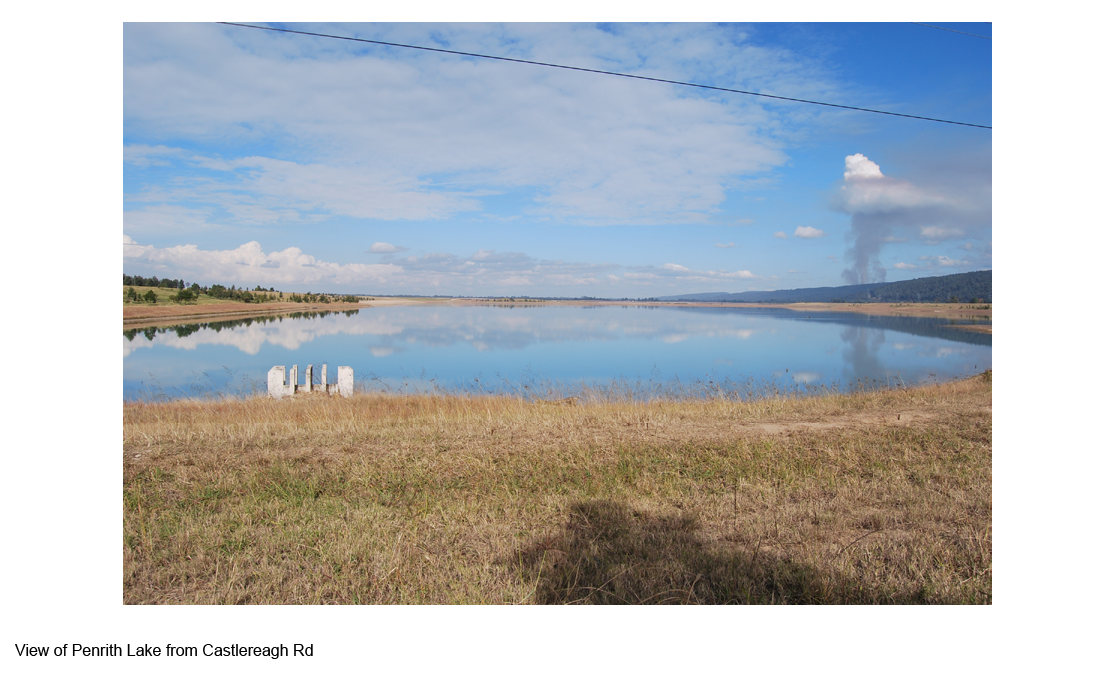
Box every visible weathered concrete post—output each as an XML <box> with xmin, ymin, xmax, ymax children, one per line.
<box><xmin>270</xmin><ymin>364</ymin><xmax>351</xmax><ymax>398</ymax></box>
<box><xmin>268</xmin><ymin>366</ymin><xmax>287</xmax><ymax>399</ymax></box>
<box><xmin>338</xmin><ymin>366</ymin><xmax>354</xmax><ymax>398</ymax></box>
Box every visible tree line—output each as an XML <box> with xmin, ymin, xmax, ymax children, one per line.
<box><xmin>124</xmin><ymin>274</ymin><xmax>361</xmax><ymax>305</ymax></box>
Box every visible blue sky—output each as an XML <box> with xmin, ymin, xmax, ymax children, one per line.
<box><xmin>124</xmin><ymin>22</ymin><xmax>991</xmax><ymax>296</ymax></box>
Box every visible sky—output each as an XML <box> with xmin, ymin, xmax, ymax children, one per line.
<box><xmin>123</xmin><ymin>22</ymin><xmax>992</xmax><ymax>297</ymax></box>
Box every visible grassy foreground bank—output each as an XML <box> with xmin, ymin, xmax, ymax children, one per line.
<box><xmin>123</xmin><ymin>373</ymin><xmax>991</xmax><ymax>604</ymax></box>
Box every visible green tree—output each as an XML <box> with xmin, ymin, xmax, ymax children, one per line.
<box><xmin>173</xmin><ymin>289</ymin><xmax>197</xmax><ymax>303</ymax></box>
<box><xmin>143</xmin><ymin>290</ymin><xmax>158</xmax><ymax>303</ymax></box>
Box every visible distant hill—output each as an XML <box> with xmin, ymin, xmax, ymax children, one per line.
<box><xmin>657</xmin><ymin>270</ymin><xmax>991</xmax><ymax>304</ymax></box>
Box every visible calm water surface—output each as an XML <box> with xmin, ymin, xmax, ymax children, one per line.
<box><xmin>123</xmin><ymin>304</ymin><xmax>991</xmax><ymax>401</ymax></box>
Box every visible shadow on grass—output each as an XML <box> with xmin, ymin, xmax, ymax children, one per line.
<box><xmin>512</xmin><ymin>500</ymin><xmax>922</xmax><ymax>605</ymax></box>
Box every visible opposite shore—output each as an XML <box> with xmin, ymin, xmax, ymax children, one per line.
<box><xmin>124</xmin><ymin>298</ymin><xmax>991</xmax><ymax>331</ymax></box>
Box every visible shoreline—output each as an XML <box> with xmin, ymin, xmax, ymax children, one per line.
<box><xmin>453</xmin><ymin>298</ymin><xmax>991</xmax><ymax>332</ymax></box>
<box><xmin>121</xmin><ymin>297</ymin><xmax>429</xmax><ymax>329</ymax></box>
<box><xmin>123</xmin><ymin>297</ymin><xmax>991</xmax><ymax>333</ymax></box>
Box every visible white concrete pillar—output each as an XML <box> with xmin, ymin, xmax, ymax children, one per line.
<box><xmin>338</xmin><ymin>366</ymin><xmax>354</xmax><ymax>398</ymax></box>
<box><xmin>290</xmin><ymin>364</ymin><xmax>298</xmax><ymax>395</ymax></box>
<box><xmin>306</xmin><ymin>364</ymin><xmax>314</xmax><ymax>392</ymax></box>
<box><xmin>322</xmin><ymin>364</ymin><xmax>327</xmax><ymax>394</ymax></box>
<box><xmin>268</xmin><ymin>366</ymin><xmax>286</xmax><ymax>399</ymax></box>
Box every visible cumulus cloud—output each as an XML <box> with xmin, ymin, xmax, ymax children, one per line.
<box><xmin>836</xmin><ymin>153</ymin><xmax>989</xmax><ymax>285</ymax></box>
<box><xmin>893</xmin><ymin>262</ymin><xmax>918</xmax><ymax>270</ymax></box>
<box><xmin>124</xmin><ymin>234</ymin><xmax>403</xmax><ymax>286</ymax></box>
<box><xmin>368</xmin><ymin>242</ymin><xmax>408</xmax><ymax>254</ymax></box>
<box><xmin>124</xmin><ymin>235</ymin><xmax>757</xmax><ymax>294</ymax></box>
<box><xmin>773</xmin><ymin>231</ymin><xmax>787</xmax><ymax>239</ymax></box>
<box><xmin>793</xmin><ymin>226</ymin><xmax>825</xmax><ymax>239</ymax></box>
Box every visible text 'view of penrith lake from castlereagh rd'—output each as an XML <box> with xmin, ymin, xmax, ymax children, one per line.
<box><xmin>122</xmin><ymin>303</ymin><xmax>991</xmax><ymax>402</ymax></box>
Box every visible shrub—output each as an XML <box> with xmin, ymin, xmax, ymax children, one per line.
<box><xmin>173</xmin><ymin>289</ymin><xmax>197</xmax><ymax>304</ymax></box>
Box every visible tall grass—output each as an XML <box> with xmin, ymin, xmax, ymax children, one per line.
<box><xmin>135</xmin><ymin>365</ymin><xmax>917</xmax><ymax>406</ymax></box>
<box><xmin>123</xmin><ymin>372</ymin><xmax>991</xmax><ymax>604</ymax></box>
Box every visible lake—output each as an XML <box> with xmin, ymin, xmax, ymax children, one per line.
<box><xmin>123</xmin><ymin>304</ymin><xmax>991</xmax><ymax>402</ymax></box>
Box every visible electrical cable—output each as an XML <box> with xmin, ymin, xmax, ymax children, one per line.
<box><xmin>217</xmin><ymin>22</ymin><xmax>991</xmax><ymax>130</ymax></box>
<box><xmin>910</xmin><ymin>23</ymin><xmax>991</xmax><ymax>39</ymax></box>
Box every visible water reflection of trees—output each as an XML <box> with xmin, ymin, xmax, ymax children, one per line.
<box><xmin>123</xmin><ymin>309</ymin><xmax>359</xmax><ymax>342</ymax></box>
<box><xmin>667</xmin><ymin>307</ymin><xmax>991</xmax><ymax>347</ymax></box>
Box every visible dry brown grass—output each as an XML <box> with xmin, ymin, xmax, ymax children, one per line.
<box><xmin>123</xmin><ymin>372</ymin><xmax>991</xmax><ymax>604</ymax></box>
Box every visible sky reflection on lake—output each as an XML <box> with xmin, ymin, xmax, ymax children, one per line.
<box><xmin>123</xmin><ymin>304</ymin><xmax>991</xmax><ymax>401</ymax></box>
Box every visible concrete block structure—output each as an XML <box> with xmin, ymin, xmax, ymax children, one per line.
<box><xmin>267</xmin><ymin>364</ymin><xmax>354</xmax><ymax>398</ymax></box>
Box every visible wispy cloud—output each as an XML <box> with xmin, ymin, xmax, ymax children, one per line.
<box><xmin>714</xmin><ymin>242</ymin><xmax>736</xmax><ymax>248</ymax></box>
<box><xmin>918</xmin><ymin>255</ymin><xmax>970</xmax><ymax>268</ymax></box>
<box><xmin>368</xmin><ymin>242</ymin><xmax>408</xmax><ymax>254</ymax></box>
<box><xmin>773</xmin><ymin>231</ymin><xmax>787</xmax><ymax>239</ymax></box>
<box><xmin>123</xmin><ymin>23</ymin><xmax>859</xmax><ymax>226</ymax></box>
<box><xmin>794</xmin><ymin>226</ymin><xmax>825</xmax><ymax>239</ymax></box>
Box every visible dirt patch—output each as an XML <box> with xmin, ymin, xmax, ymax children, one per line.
<box><xmin>749</xmin><ymin>410</ymin><xmax>937</xmax><ymax>435</ymax></box>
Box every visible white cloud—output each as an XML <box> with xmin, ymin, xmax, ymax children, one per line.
<box><xmin>368</xmin><ymin>242</ymin><xmax>408</xmax><ymax>254</ymax></box>
<box><xmin>125</xmin><ymin>236</ymin><xmax>647</xmax><ymax>293</ymax></box>
<box><xmin>893</xmin><ymin>262</ymin><xmax>918</xmax><ymax>270</ymax></box>
<box><xmin>123</xmin><ymin>22</ymin><xmax>859</xmax><ymax>225</ymax></box>
<box><xmin>918</xmin><ymin>255</ymin><xmax>970</xmax><ymax>267</ymax></box>
<box><xmin>793</xmin><ymin>226</ymin><xmax>825</xmax><ymax>239</ymax></box>
<box><xmin>714</xmin><ymin>242</ymin><xmax>736</xmax><ymax>248</ymax></box>
<box><xmin>124</xmin><ymin>235</ymin><xmax>403</xmax><ymax>286</ymax></box>
<box><xmin>920</xmin><ymin>226</ymin><xmax>965</xmax><ymax>241</ymax></box>
<box><xmin>123</xmin><ymin>144</ymin><xmax>185</xmax><ymax>168</ymax></box>
<box><xmin>124</xmin><ymin>205</ymin><xmax>215</xmax><ymax>233</ymax></box>
<box><xmin>842</xmin><ymin>153</ymin><xmax>883</xmax><ymax>180</ymax></box>
<box><xmin>625</xmin><ymin>263</ymin><xmax>759</xmax><ymax>283</ymax></box>
<box><xmin>773</xmin><ymin>231</ymin><xmax>787</xmax><ymax>239</ymax></box>
<box><xmin>839</xmin><ymin>154</ymin><xmax>949</xmax><ymax>215</ymax></box>
<box><xmin>714</xmin><ymin>270</ymin><xmax>758</xmax><ymax>279</ymax></box>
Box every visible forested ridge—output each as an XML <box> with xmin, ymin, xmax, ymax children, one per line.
<box><xmin>658</xmin><ymin>270</ymin><xmax>991</xmax><ymax>304</ymax></box>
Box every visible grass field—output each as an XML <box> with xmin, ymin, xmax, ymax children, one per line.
<box><xmin>123</xmin><ymin>372</ymin><xmax>991</xmax><ymax>604</ymax></box>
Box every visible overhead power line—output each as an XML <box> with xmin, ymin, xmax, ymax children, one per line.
<box><xmin>218</xmin><ymin>22</ymin><xmax>991</xmax><ymax>130</ymax></box>
<box><xmin>911</xmin><ymin>23</ymin><xmax>992</xmax><ymax>39</ymax></box>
